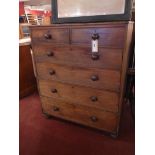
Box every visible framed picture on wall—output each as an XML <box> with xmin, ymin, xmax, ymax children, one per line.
<box><xmin>52</xmin><ymin>0</ymin><xmax>132</xmax><ymax>24</ymax></box>
<box><xmin>19</xmin><ymin>23</ymin><xmax>31</xmax><ymax>38</ymax></box>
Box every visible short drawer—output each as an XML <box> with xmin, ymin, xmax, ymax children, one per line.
<box><xmin>33</xmin><ymin>45</ymin><xmax>123</xmax><ymax>70</ymax></box>
<box><xmin>71</xmin><ymin>27</ymin><xmax>126</xmax><ymax>48</ymax></box>
<box><xmin>39</xmin><ymin>80</ymin><xmax>119</xmax><ymax>112</ymax></box>
<box><xmin>41</xmin><ymin>96</ymin><xmax>119</xmax><ymax>133</ymax></box>
<box><xmin>31</xmin><ymin>28</ymin><xmax>69</xmax><ymax>44</ymax></box>
<box><xmin>36</xmin><ymin>63</ymin><xmax>121</xmax><ymax>92</ymax></box>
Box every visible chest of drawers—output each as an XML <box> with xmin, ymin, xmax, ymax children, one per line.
<box><xmin>30</xmin><ymin>22</ymin><xmax>133</xmax><ymax>137</ymax></box>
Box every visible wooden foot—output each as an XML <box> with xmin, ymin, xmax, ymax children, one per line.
<box><xmin>43</xmin><ymin>112</ymin><xmax>52</xmax><ymax>119</ymax></box>
<box><xmin>110</xmin><ymin>132</ymin><xmax>118</xmax><ymax>138</ymax></box>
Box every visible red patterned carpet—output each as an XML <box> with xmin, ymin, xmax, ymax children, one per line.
<box><xmin>19</xmin><ymin>93</ymin><xmax>135</xmax><ymax>155</ymax></box>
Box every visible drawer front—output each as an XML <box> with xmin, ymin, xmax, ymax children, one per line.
<box><xmin>33</xmin><ymin>45</ymin><xmax>122</xmax><ymax>70</ymax></box>
<box><xmin>39</xmin><ymin>80</ymin><xmax>119</xmax><ymax>112</ymax></box>
<box><xmin>71</xmin><ymin>27</ymin><xmax>126</xmax><ymax>48</ymax></box>
<box><xmin>36</xmin><ymin>63</ymin><xmax>121</xmax><ymax>92</ymax></box>
<box><xmin>31</xmin><ymin>28</ymin><xmax>69</xmax><ymax>44</ymax></box>
<box><xmin>41</xmin><ymin>96</ymin><xmax>119</xmax><ymax>133</ymax></box>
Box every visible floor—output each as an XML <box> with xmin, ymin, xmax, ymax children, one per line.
<box><xmin>20</xmin><ymin>93</ymin><xmax>135</xmax><ymax>155</ymax></box>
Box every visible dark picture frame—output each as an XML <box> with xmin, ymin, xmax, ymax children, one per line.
<box><xmin>52</xmin><ymin>0</ymin><xmax>132</xmax><ymax>24</ymax></box>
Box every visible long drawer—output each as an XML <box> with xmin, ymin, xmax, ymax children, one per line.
<box><xmin>36</xmin><ymin>63</ymin><xmax>121</xmax><ymax>92</ymax></box>
<box><xmin>33</xmin><ymin>45</ymin><xmax>123</xmax><ymax>70</ymax></box>
<box><xmin>38</xmin><ymin>80</ymin><xmax>119</xmax><ymax>112</ymax></box>
<box><xmin>31</xmin><ymin>28</ymin><xmax>69</xmax><ymax>44</ymax></box>
<box><xmin>41</xmin><ymin>96</ymin><xmax>119</xmax><ymax>133</ymax></box>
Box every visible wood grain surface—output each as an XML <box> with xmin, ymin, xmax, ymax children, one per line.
<box><xmin>38</xmin><ymin>79</ymin><xmax>119</xmax><ymax>112</ymax></box>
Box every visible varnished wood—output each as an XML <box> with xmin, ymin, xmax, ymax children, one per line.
<box><xmin>30</xmin><ymin>21</ymin><xmax>130</xmax><ymax>29</ymax></box>
<box><xmin>36</xmin><ymin>63</ymin><xmax>121</xmax><ymax>92</ymax></box>
<box><xmin>41</xmin><ymin>96</ymin><xmax>119</xmax><ymax>133</ymax></box>
<box><xmin>128</xmin><ymin>68</ymin><xmax>135</xmax><ymax>75</ymax></box>
<box><xmin>33</xmin><ymin>45</ymin><xmax>123</xmax><ymax>70</ymax></box>
<box><xmin>119</xmin><ymin>23</ymin><xmax>134</xmax><ymax>111</ymax></box>
<box><xmin>19</xmin><ymin>45</ymin><xmax>37</xmax><ymax>98</ymax></box>
<box><xmin>38</xmin><ymin>80</ymin><xmax>119</xmax><ymax>112</ymax></box>
<box><xmin>30</xmin><ymin>48</ymin><xmax>37</xmax><ymax>77</ymax></box>
<box><xmin>117</xmin><ymin>23</ymin><xmax>134</xmax><ymax>133</ymax></box>
<box><xmin>31</xmin><ymin>28</ymin><xmax>69</xmax><ymax>44</ymax></box>
<box><xmin>71</xmin><ymin>27</ymin><xmax>126</xmax><ymax>48</ymax></box>
<box><xmin>30</xmin><ymin>22</ymin><xmax>134</xmax><ymax>135</ymax></box>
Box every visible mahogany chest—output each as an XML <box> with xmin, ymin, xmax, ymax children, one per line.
<box><xmin>30</xmin><ymin>22</ymin><xmax>133</xmax><ymax>137</ymax></box>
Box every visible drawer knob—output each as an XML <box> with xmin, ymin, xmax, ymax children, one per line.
<box><xmin>51</xmin><ymin>88</ymin><xmax>57</xmax><ymax>93</ymax></box>
<box><xmin>92</xmin><ymin>33</ymin><xmax>99</xmax><ymax>40</ymax></box>
<box><xmin>53</xmin><ymin>106</ymin><xmax>59</xmax><ymax>111</ymax></box>
<box><xmin>44</xmin><ymin>33</ymin><xmax>52</xmax><ymax>39</ymax></box>
<box><xmin>90</xmin><ymin>116</ymin><xmax>98</xmax><ymax>122</ymax></box>
<box><xmin>91</xmin><ymin>54</ymin><xmax>99</xmax><ymax>60</ymax></box>
<box><xmin>47</xmin><ymin>51</ymin><xmax>54</xmax><ymax>57</ymax></box>
<box><xmin>49</xmin><ymin>70</ymin><xmax>55</xmax><ymax>75</ymax></box>
<box><xmin>90</xmin><ymin>96</ymin><xmax>98</xmax><ymax>102</ymax></box>
<box><xmin>91</xmin><ymin>75</ymin><xmax>99</xmax><ymax>81</ymax></box>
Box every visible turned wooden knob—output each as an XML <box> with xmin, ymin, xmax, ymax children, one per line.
<box><xmin>53</xmin><ymin>106</ymin><xmax>59</xmax><ymax>111</ymax></box>
<box><xmin>90</xmin><ymin>116</ymin><xmax>98</xmax><ymax>122</ymax></box>
<box><xmin>49</xmin><ymin>70</ymin><xmax>55</xmax><ymax>75</ymax></box>
<box><xmin>51</xmin><ymin>88</ymin><xmax>57</xmax><ymax>93</ymax></box>
<box><xmin>47</xmin><ymin>51</ymin><xmax>54</xmax><ymax>57</ymax></box>
<box><xmin>44</xmin><ymin>33</ymin><xmax>52</xmax><ymax>39</ymax></box>
<box><xmin>92</xmin><ymin>33</ymin><xmax>99</xmax><ymax>40</ymax></box>
<box><xmin>91</xmin><ymin>75</ymin><xmax>99</xmax><ymax>81</ymax></box>
<box><xmin>90</xmin><ymin>96</ymin><xmax>98</xmax><ymax>102</ymax></box>
<box><xmin>91</xmin><ymin>54</ymin><xmax>99</xmax><ymax>60</ymax></box>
